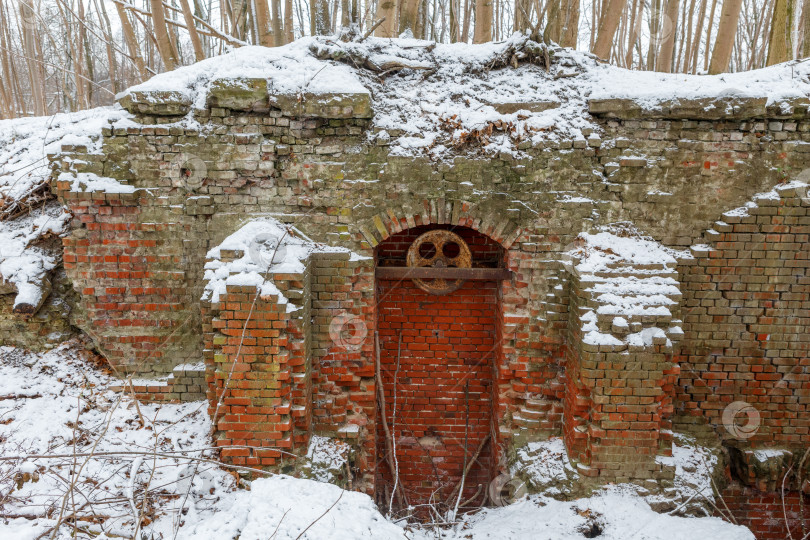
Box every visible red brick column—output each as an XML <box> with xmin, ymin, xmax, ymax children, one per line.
<box><xmin>203</xmin><ymin>281</ymin><xmax>306</xmax><ymax>467</ymax></box>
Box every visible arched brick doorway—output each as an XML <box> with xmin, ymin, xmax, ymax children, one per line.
<box><xmin>374</xmin><ymin>225</ymin><xmax>504</xmax><ymax>512</ymax></box>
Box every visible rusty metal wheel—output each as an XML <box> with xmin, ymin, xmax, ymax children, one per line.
<box><xmin>406</xmin><ymin>229</ymin><xmax>472</xmax><ymax>295</ymax></box>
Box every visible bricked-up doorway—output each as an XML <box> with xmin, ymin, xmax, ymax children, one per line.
<box><xmin>374</xmin><ymin>225</ymin><xmax>504</xmax><ymax>513</ymax></box>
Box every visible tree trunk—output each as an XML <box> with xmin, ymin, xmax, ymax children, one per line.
<box><xmin>178</xmin><ymin>0</ymin><xmax>207</xmax><ymax>57</ymax></box>
<box><xmin>400</xmin><ymin>0</ymin><xmax>420</xmax><ymax>36</ymax></box>
<box><xmin>592</xmin><ymin>0</ymin><xmax>626</xmax><ymax>59</ymax></box>
<box><xmin>310</xmin><ymin>0</ymin><xmax>331</xmax><ymax>34</ymax></box>
<box><xmin>78</xmin><ymin>0</ymin><xmax>95</xmax><ymax>106</ymax></box>
<box><xmin>473</xmin><ymin>0</ymin><xmax>493</xmax><ymax>42</ymax></box>
<box><xmin>284</xmin><ymin>0</ymin><xmax>294</xmax><ymax>42</ymax></box>
<box><xmin>493</xmin><ymin>0</ymin><xmax>499</xmax><ymax>40</ymax></box>
<box><xmin>708</xmin><ymin>0</ymin><xmax>742</xmax><ymax>73</ymax></box>
<box><xmin>547</xmin><ymin>0</ymin><xmax>579</xmax><ymax>45</ymax></box>
<box><xmin>374</xmin><ymin>0</ymin><xmax>398</xmax><ymax>36</ymax></box>
<box><xmin>767</xmin><ymin>0</ymin><xmax>794</xmax><ymax>65</ymax></box>
<box><xmin>624</xmin><ymin>0</ymin><xmax>640</xmax><ymax>67</ymax></box>
<box><xmin>93</xmin><ymin>0</ymin><xmax>121</xmax><ymax>93</ymax></box>
<box><xmin>559</xmin><ymin>0</ymin><xmax>580</xmax><ymax>47</ymax></box>
<box><xmin>271</xmin><ymin>0</ymin><xmax>283</xmax><ymax>44</ymax></box>
<box><xmin>115</xmin><ymin>1</ymin><xmax>149</xmax><ymax>82</ymax></box>
<box><xmin>19</xmin><ymin>0</ymin><xmax>46</xmax><ymax>115</ymax></box>
<box><xmin>689</xmin><ymin>0</ymin><xmax>706</xmax><ymax>73</ymax></box>
<box><xmin>149</xmin><ymin>0</ymin><xmax>178</xmax><ymax>69</ymax></box>
<box><xmin>646</xmin><ymin>0</ymin><xmax>661</xmax><ymax>69</ymax></box>
<box><xmin>459</xmin><ymin>0</ymin><xmax>471</xmax><ymax>42</ymax></box>
<box><xmin>450</xmin><ymin>0</ymin><xmax>459</xmax><ymax>41</ymax></box>
<box><xmin>702</xmin><ymin>0</ymin><xmax>717</xmax><ymax>70</ymax></box>
<box><xmin>803</xmin><ymin>0</ymin><xmax>810</xmax><ymax>57</ymax></box>
<box><xmin>680</xmin><ymin>0</ymin><xmax>696</xmax><ymax>72</ymax></box>
<box><xmin>514</xmin><ymin>0</ymin><xmax>531</xmax><ymax>33</ymax></box>
<box><xmin>657</xmin><ymin>0</ymin><xmax>680</xmax><ymax>72</ymax></box>
<box><xmin>254</xmin><ymin>0</ymin><xmax>273</xmax><ymax>45</ymax></box>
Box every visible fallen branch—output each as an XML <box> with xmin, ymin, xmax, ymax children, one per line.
<box><xmin>359</xmin><ymin>17</ymin><xmax>385</xmax><ymax>42</ymax></box>
<box><xmin>450</xmin><ymin>381</ymin><xmax>470</xmax><ymax>520</ymax></box>
<box><xmin>0</xmin><ymin>393</ymin><xmax>42</xmax><ymax>401</ymax></box>
<box><xmin>0</xmin><ymin>182</ymin><xmax>54</xmax><ymax>222</ymax></box>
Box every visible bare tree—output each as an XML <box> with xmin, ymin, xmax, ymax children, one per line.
<box><xmin>593</xmin><ymin>0</ymin><xmax>627</xmax><ymax>59</ymax></box>
<box><xmin>474</xmin><ymin>0</ymin><xmax>493</xmax><ymax>42</ymax></box>
<box><xmin>709</xmin><ymin>0</ymin><xmax>743</xmax><ymax>73</ymax></box>
<box><xmin>19</xmin><ymin>0</ymin><xmax>47</xmax><ymax>115</ymax></box>
<box><xmin>767</xmin><ymin>0</ymin><xmax>794</xmax><ymax>64</ymax></box>
<box><xmin>687</xmin><ymin>0</ymin><xmax>706</xmax><ymax>73</ymax></box>
<box><xmin>657</xmin><ymin>0</ymin><xmax>681</xmax><ymax>72</ymax></box>
<box><xmin>149</xmin><ymin>0</ymin><xmax>179</xmax><ymax>69</ymax></box>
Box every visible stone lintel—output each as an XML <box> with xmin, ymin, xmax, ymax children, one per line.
<box><xmin>117</xmin><ymin>90</ymin><xmax>192</xmax><ymax>116</ymax></box>
<box><xmin>588</xmin><ymin>96</ymin><xmax>769</xmax><ymax>120</ymax></box>
<box><xmin>269</xmin><ymin>92</ymin><xmax>373</xmax><ymax>119</ymax></box>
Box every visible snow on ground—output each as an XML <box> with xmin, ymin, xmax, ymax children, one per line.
<box><xmin>444</xmin><ymin>491</ymin><xmax>752</xmax><ymax>540</ymax></box>
<box><xmin>0</xmin><ymin>342</ymin><xmax>754</xmax><ymax>539</ymax></box>
<box><xmin>0</xmin><ymin>108</ymin><xmax>130</xmax><ymax>309</ymax></box>
<box><xmin>0</xmin><ymin>202</ymin><xmax>68</xmax><ymax>310</ymax></box>
<box><xmin>0</xmin><ymin>107</ymin><xmax>127</xmax><ymax>202</ymax></box>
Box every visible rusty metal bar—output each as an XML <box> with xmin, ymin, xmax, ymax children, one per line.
<box><xmin>375</xmin><ymin>267</ymin><xmax>511</xmax><ymax>280</ymax></box>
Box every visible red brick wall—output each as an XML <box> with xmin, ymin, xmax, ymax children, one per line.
<box><xmin>56</xmin><ymin>183</ymin><xmax>198</xmax><ymax>374</ymax></box>
<box><xmin>720</xmin><ymin>483</ymin><xmax>809</xmax><ymax>540</ymax></box>
<box><xmin>678</xmin><ymin>186</ymin><xmax>810</xmax><ymax>446</ymax></box>
<box><xmin>376</xmin><ymin>278</ymin><xmax>498</xmax><ymax>507</ymax></box>
<box><xmin>374</xmin><ymin>226</ymin><xmax>500</xmax><ymax>507</ymax></box>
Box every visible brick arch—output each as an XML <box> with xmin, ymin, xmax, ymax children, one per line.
<box><xmin>355</xmin><ymin>199</ymin><xmax>522</xmax><ymax>251</ymax></box>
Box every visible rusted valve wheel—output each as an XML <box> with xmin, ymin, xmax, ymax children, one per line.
<box><xmin>406</xmin><ymin>229</ymin><xmax>472</xmax><ymax>295</ymax></box>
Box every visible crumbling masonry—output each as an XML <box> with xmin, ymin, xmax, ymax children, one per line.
<box><xmin>6</xmin><ymin>42</ymin><xmax>810</xmax><ymax>538</ymax></box>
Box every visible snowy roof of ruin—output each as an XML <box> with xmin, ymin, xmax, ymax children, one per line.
<box><xmin>116</xmin><ymin>33</ymin><xmax>810</xmax><ymax>157</ymax></box>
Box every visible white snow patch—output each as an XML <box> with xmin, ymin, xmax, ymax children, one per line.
<box><xmin>119</xmin><ymin>41</ymin><xmax>369</xmax><ymax>111</ymax></box>
<box><xmin>0</xmin><ymin>345</ymin><xmax>755</xmax><ymax>540</ymax></box>
<box><xmin>202</xmin><ymin>218</ymin><xmax>351</xmax><ymax>305</ymax></box>
<box><xmin>59</xmin><ymin>171</ymin><xmax>136</xmax><ymax>193</ymax></box>
<box><xmin>0</xmin><ymin>202</ymin><xmax>69</xmax><ymax>309</ymax></box>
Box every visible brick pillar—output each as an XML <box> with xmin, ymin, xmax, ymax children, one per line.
<box><xmin>562</xmin><ymin>236</ymin><xmax>683</xmax><ymax>483</ymax></box>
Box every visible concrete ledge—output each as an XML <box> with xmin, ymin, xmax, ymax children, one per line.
<box><xmin>118</xmin><ymin>90</ymin><xmax>192</xmax><ymax>116</ymax></box>
<box><xmin>269</xmin><ymin>92</ymin><xmax>373</xmax><ymax>119</ymax></box>
<box><xmin>588</xmin><ymin>96</ymin><xmax>768</xmax><ymax>120</ymax></box>
<box><xmin>207</xmin><ymin>77</ymin><xmax>270</xmax><ymax>111</ymax></box>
